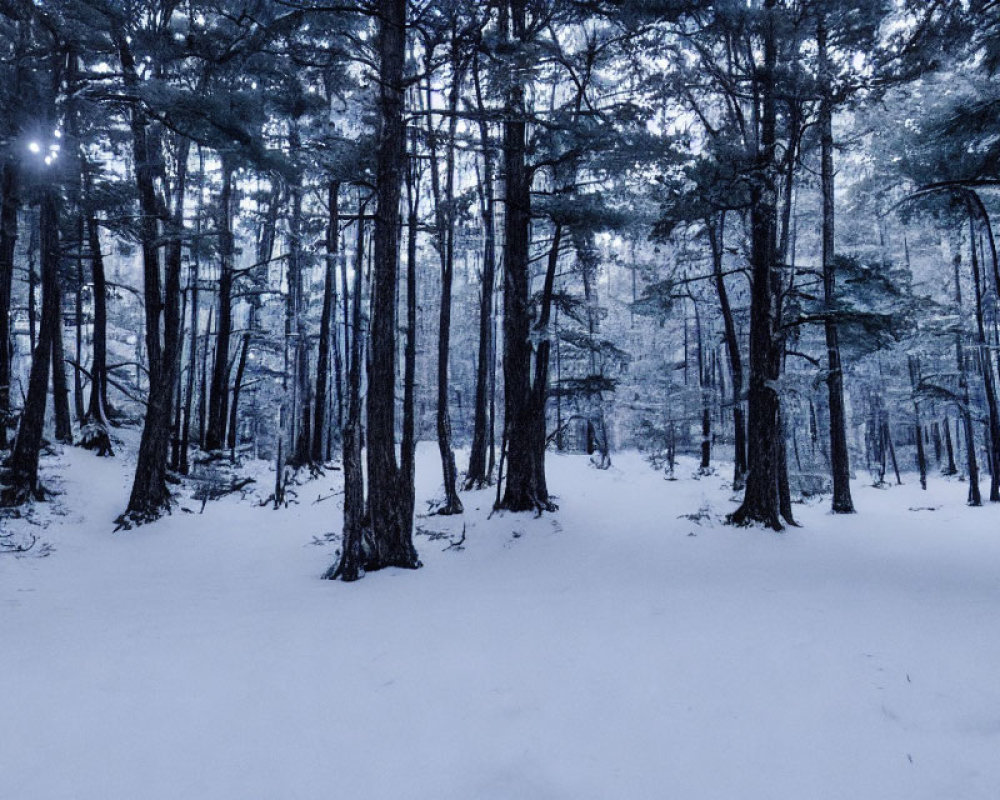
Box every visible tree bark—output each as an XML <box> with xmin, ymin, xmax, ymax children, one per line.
<box><xmin>729</xmin><ymin>0</ymin><xmax>783</xmax><ymax>530</ymax></box>
<box><xmin>361</xmin><ymin>0</ymin><xmax>420</xmax><ymax>573</ymax></box>
<box><xmin>227</xmin><ymin>331</ymin><xmax>249</xmax><ymax>458</ymax></box>
<box><xmin>83</xmin><ymin>180</ymin><xmax>110</xmax><ymax>427</ymax></box>
<box><xmin>498</xmin><ymin>0</ymin><xmax>551</xmax><ymax>512</ymax></box>
<box><xmin>205</xmin><ymin>156</ymin><xmax>235</xmax><ymax>453</ymax></box>
<box><xmin>708</xmin><ymin>216</ymin><xmax>746</xmax><ymax>489</ymax></box>
<box><xmin>426</xmin><ymin>51</ymin><xmax>463</xmax><ymax>514</ymax></box>
<box><xmin>466</xmin><ymin>52</ymin><xmax>498</xmax><ymax>490</ymax></box>
<box><xmin>818</xmin><ymin>16</ymin><xmax>854</xmax><ymax>514</ymax></box>
<box><xmin>2</xmin><ymin>190</ymin><xmax>59</xmax><ymax>505</ymax></box>
<box><xmin>0</xmin><ymin>162</ymin><xmax>18</xmax><ymax>451</ymax></box>
<box><xmin>312</xmin><ymin>180</ymin><xmax>340</xmax><ymax>463</ymax></box>
<box><xmin>967</xmin><ymin>212</ymin><xmax>1000</xmax><ymax>501</ymax></box>
<box><xmin>50</xmin><ymin>268</ymin><xmax>72</xmax><ymax>443</ymax></box>
<box><xmin>117</xmin><ymin>30</ymin><xmax>188</xmax><ymax>525</ymax></box>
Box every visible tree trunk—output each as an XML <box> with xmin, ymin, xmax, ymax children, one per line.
<box><xmin>205</xmin><ymin>157</ymin><xmax>234</xmax><ymax>453</ymax></box>
<box><xmin>325</xmin><ymin>209</ymin><xmax>368</xmax><ymax>582</ymax></box>
<box><xmin>729</xmin><ymin>0</ymin><xmax>783</xmax><ymax>530</ymax></box>
<box><xmin>363</xmin><ymin>0</ymin><xmax>420</xmax><ymax>570</ymax></box>
<box><xmin>312</xmin><ymin>180</ymin><xmax>340</xmax><ymax>463</ymax></box>
<box><xmin>818</xmin><ymin>16</ymin><xmax>854</xmax><ymax>514</ymax></box>
<box><xmin>0</xmin><ymin>162</ymin><xmax>18</xmax><ymax>451</ymax></box>
<box><xmin>692</xmin><ymin>297</ymin><xmax>711</xmax><ymax>472</ymax></box>
<box><xmin>73</xmin><ymin>213</ymin><xmax>86</xmax><ymax>425</ymax></box>
<box><xmin>426</xmin><ymin>53</ymin><xmax>463</xmax><ymax>514</ymax></box>
<box><xmin>83</xmin><ymin>169</ymin><xmax>110</xmax><ymax>428</ymax></box>
<box><xmin>117</xmin><ymin>33</ymin><xmax>188</xmax><ymax>525</ymax></box>
<box><xmin>967</xmin><ymin>213</ymin><xmax>1000</xmax><ymax>500</ymax></box>
<box><xmin>498</xmin><ymin>0</ymin><xmax>550</xmax><ymax>512</ymax></box>
<box><xmin>401</xmin><ymin>157</ymin><xmax>418</xmax><ymax>546</ymax></box>
<box><xmin>709</xmin><ymin>216</ymin><xmax>745</xmax><ymax>489</ymax></box>
<box><xmin>909</xmin><ymin>356</ymin><xmax>927</xmax><ymax>490</ymax></box>
<box><xmin>178</xmin><ymin>178</ymin><xmax>200</xmax><ymax>474</ymax></box>
<box><xmin>943</xmin><ymin>413</ymin><xmax>957</xmax><ymax>475</ymax></box>
<box><xmin>466</xmin><ymin>52</ymin><xmax>497</xmax><ymax>490</ymax></box>
<box><xmin>50</xmin><ymin>266</ymin><xmax>72</xmax><ymax>444</ymax></box>
<box><xmin>2</xmin><ymin>190</ymin><xmax>59</xmax><ymax>505</ymax></box>
<box><xmin>227</xmin><ymin>331</ymin><xmax>250</xmax><ymax>458</ymax></box>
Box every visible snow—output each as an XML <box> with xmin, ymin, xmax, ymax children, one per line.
<box><xmin>2</xmin><ymin>444</ymin><xmax>1000</xmax><ymax>799</ymax></box>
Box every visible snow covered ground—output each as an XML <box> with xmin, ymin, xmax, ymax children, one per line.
<box><xmin>2</xmin><ymin>442</ymin><xmax>1000</xmax><ymax>799</ymax></box>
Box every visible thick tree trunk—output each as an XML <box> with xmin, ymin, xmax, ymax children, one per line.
<box><xmin>818</xmin><ymin>17</ymin><xmax>855</xmax><ymax>514</ymax></box>
<box><xmin>1</xmin><ymin>191</ymin><xmax>59</xmax><ymax>505</ymax></box>
<box><xmin>0</xmin><ymin>19</ymin><xmax>26</xmax><ymax>452</ymax></box>
<box><xmin>466</xmin><ymin>54</ymin><xmax>497</xmax><ymax>490</ymax></box>
<box><xmin>729</xmin><ymin>0</ymin><xmax>783</xmax><ymax>530</ymax></box>
<box><xmin>117</xmin><ymin>35</ymin><xmax>188</xmax><ymax>525</ymax></box>
<box><xmin>363</xmin><ymin>0</ymin><xmax>420</xmax><ymax>570</ymax></box>
<box><xmin>498</xmin><ymin>0</ymin><xmax>550</xmax><ymax>512</ymax></box>
<box><xmin>205</xmin><ymin>157</ymin><xmax>234</xmax><ymax>453</ymax></box>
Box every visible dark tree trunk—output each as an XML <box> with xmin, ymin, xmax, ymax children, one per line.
<box><xmin>117</xmin><ymin>33</ymin><xmax>188</xmax><ymax>525</ymax></box>
<box><xmin>171</xmin><ymin>287</ymin><xmax>187</xmax><ymax>470</ymax></box>
<box><xmin>818</xmin><ymin>16</ymin><xmax>854</xmax><ymax>514</ymax></box>
<box><xmin>0</xmin><ymin>19</ymin><xmax>26</xmax><ymax>451</ymax></box>
<box><xmin>0</xmin><ymin>162</ymin><xmax>18</xmax><ymax>451</ymax></box>
<box><xmin>312</xmin><ymin>180</ymin><xmax>340</xmax><ymax>463</ymax></box>
<box><xmin>50</xmin><ymin>270</ymin><xmax>72</xmax><ymax>444</ymax></box>
<box><xmin>729</xmin><ymin>0</ymin><xmax>783</xmax><ymax>530</ymax></box>
<box><xmin>709</xmin><ymin>217</ymin><xmax>745</xmax><ymax>489</ymax></box>
<box><xmin>205</xmin><ymin>157</ymin><xmax>234</xmax><ymax>453</ymax></box>
<box><xmin>325</xmin><ymin>211</ymin><xmax>367</xmax><ymax>582</ymax></box>
<box><xmin>73</xmin><ymin>214</ymin><xmax>85</xmax><ymax>425</ymax></box>
<box><xmin>227</xmin><ymin>331</ymin><xmax>249</xmax><ymax>458</ymax></box>
<box><xmin>27</xmin><ymin>217</ymin><xmax>37</xmax><ymax>354</ymax></box>
<box><xmin>692</xmin><ymin>297</ymin><xmax>711</xmax><ymax>472</ymax></box>
<box><xmin>198</xmin><ymin>305</ymin><xmax>212</xmax><ymax>450</ymax></box>
<box><xmin>943</xmin><ymin>413</ymin><xmax>957</xmax><ymax>475</ymax></box>
<box><xmin>2</xmin><ymin>191</ymin><xmax>59</xmax><ymax>505</ymax></box>
<box><xmin>466</xmin><ymin>53</ymin><xmax>497</xmax><ymax>490</ymax></box>
<box><xmin>401</xmin><ymin>158</ymin><xmax>418</xmax><ymax>544</ymax></box>
<box><xmin>84</xmin><ymin>206</ymin><xmax>109</xmax><ymax>425</ymax></box>
<box><xmin>909</xmin><ymin>356</ymin><xmax>927</xmax><ymax>490</ymax></box>
<box><xmin>178</xmin><ymin>195</ymin><xmax>199</xmax><ymax>474</ymax></box>
<box><xmin>951</xmin><ymin>246</ymin><xmax>981</xmax><ymax>505</ymax></box>
<box><xmin>967</xmin><ymin>213</ymin><xmax>1000</xmax><ymax>501</ymax></box>
<box><xmin>360</xmin><ymin>0</ymin><xmax>419</xmax><ymax>573</ymax></box>
<box><xmin>426</xmin><ymin>54</ymin><xmax>463</xmax><ymax>515</ymax></box>
<box><xmin>498</xmin><ymin>0</ymin><xmax>550</xmax><ymax>512</ymax></box>
<box><xmin>289</xmin><ymin>150</ymin><xmax>313</xmax><ymax>468</ymax></box>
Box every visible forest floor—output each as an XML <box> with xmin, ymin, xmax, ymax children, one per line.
<box><xmin>2</xmin><ymin>437</ymin><xmax>1000</xmax><ymax>799</ymax></box>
